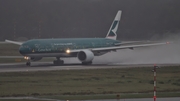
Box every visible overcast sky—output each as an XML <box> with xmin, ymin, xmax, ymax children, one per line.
<box><xmin>0</xmin><ymin>0</ymin><xmax>180</xmax><ymax>40</ymax></box>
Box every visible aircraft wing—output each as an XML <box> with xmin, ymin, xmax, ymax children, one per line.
<box><xmin>92</xmin><ymin>42</ymin><xmax>169</xmax><ymax>51</ymax></box>
<box><xmin>69</xmin><ymin>42</ymin><xmax>170</xmax><ymax>53</ymax></box>
<box><xmin>5</xmin><ymin>40</ymin><xmax>23</xmax><ymax>45</ymax></box>
<box><xmin>115</xmin><ymin>41</ymin><xmax>143</xmax><ymax>45</ymax></box>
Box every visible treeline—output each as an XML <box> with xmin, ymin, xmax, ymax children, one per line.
<box><xmin>0</xmin><ymin>0</ymin><xmax>180</xmax><ymax>40</ymax></box>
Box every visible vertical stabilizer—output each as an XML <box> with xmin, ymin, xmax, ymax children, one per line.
<box><xmin>106</xmin><ymin>10</ymin><xmax>122</xmax><ymax>40</ymax></box>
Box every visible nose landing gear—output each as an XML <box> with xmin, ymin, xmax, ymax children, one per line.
<box><xmin>26</xmin><ymin>61</ymin><xmax>31</xmax><ymax>66</ymax></box>
<box><xmin>24</xmin><ymin>56</ymin><xmax>31</xmax><ymax>66</ymax></box>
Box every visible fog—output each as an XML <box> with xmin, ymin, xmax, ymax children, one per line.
<box><xmin>94</xmin><ymin>34</ymin><xmax>180</xmax><ymax>64</ymax></box>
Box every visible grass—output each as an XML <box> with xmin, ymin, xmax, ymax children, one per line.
<box><xmin>0</xmin><ymin>43</ymin><xmax>23</xmax><ymax>63</ymax></box>
<box><xmin>0</xmin><ymin>58</ymin><xmax>54</xmax><ymax>63</ymax></box>
<box><xmin>0</xmin><ymin>44</ymin><xmax>20</xmax><ymax>56</ymax></box>
<box><xmin>0</xmin><ymin>58</ymin><xmax>26</xmax><ymax>63</ymax></box>
<box><xmin>0</xmin><ymin>99</ymin><xmax>47</xmax><ymax>101</ymax></box>
<box><xmin>0</xmin><ymin>66</ymin><xmax>180</xmax><ymax>99</ymax></box>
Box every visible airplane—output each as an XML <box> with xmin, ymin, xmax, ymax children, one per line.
<box><xmin>5</xmin><ymin>10</ymin><xmax>170</xmax><ymax>66</ymax></box>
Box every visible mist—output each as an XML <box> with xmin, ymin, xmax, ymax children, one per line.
<box><xmin>94</xmin><ymin>34</ymin><xmax>180</xmax><ymax>64</ymax></box>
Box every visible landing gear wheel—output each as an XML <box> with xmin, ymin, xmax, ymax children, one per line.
<box><xmin>82</xmin><ymin>61</ymin><xmax>92</xmax><ymax>65</ymax></box>
<box><xmin>26</xmin><ymin>62</ymin><xmax>31</xmax><ymax>66</ymax></box>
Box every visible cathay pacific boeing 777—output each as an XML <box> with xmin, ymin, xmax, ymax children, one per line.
<box><xmin>5</xmin><ymin>10</ymin><xmax>169</xmax><ymax>66</ymax></box>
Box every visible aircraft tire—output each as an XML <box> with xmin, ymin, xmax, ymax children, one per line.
<box><xmin>26</xmin><ymin>62</ymin><xmax>31</xmax><ymax>66</ymax></box>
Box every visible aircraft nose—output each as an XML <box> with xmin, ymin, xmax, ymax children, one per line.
<box><xmin>19</xmin><ymin>46</ymin><xmax>26</xmax><ymax>54</ymax></box>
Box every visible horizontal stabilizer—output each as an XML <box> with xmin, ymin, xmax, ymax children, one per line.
<box><xmin>5</xmin><ymin>39</ymin><xmax>23</xmax><ymax>45</ymax></box>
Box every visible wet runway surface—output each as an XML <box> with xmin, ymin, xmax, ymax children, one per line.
<box><xmin>0</xmin><ymin>97</ymin><xmax>179</xmax><ymax>101</ymax></box>
<box><xmin>87</xmin><ymin>97</ymin><xmax>180</xmax><ymax>101</ymax></box>
<box><xmin>0</xmin><ymin>62</ymin><xmax>179</xmax><ymax>72</ymax></box>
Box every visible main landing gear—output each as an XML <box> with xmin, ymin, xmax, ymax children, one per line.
<box><xmin>53</xmin><ymin>57</ymin><xmax>64</xmax><ymax>65</ymax></box>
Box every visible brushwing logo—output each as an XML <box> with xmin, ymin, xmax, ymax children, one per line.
<box><xmin>108</xmin><ymin>21</ymin><xmax>118</xmax><ymax>37</ymax></box>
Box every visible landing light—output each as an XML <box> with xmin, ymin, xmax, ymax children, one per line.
<box><xmin>66</xmin><ymin>49</ymin><xmax>70</xmax><ymax>54</ymax></box>
<box><xmin>24</xmin><ymin>56</ymin><xmax>30</xmax><ymax>60</ymax></box>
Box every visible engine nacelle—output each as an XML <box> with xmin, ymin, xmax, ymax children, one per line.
<box><xmin>30</xmin><ymin>57</ymin><xmax>42</xmax><ymax>61</ymax></box>
<box><xmin>77</xmin><ymin>50</ymin><xmax>94</xmax><ymax>62</ymax></box>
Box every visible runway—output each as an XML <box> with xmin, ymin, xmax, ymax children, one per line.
<box><xmin>0</xmin><ymin>97</ymin><xmax>180</xmax><ymax>101</ymax></box>
<box><xmin>0</xmin><ymin>62</ymin><xmax>179</xmax><ymax>72</ymax></box>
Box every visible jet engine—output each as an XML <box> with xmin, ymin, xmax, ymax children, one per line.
<box><xmin>77</xmin><ymin>50</ymin><xmax>94</xmax><ymax>62</ymax></box>
<box><xmin>30</xmin><ymin>57</ymin><xmax>42</xmax><ymax>61</ymax></box>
